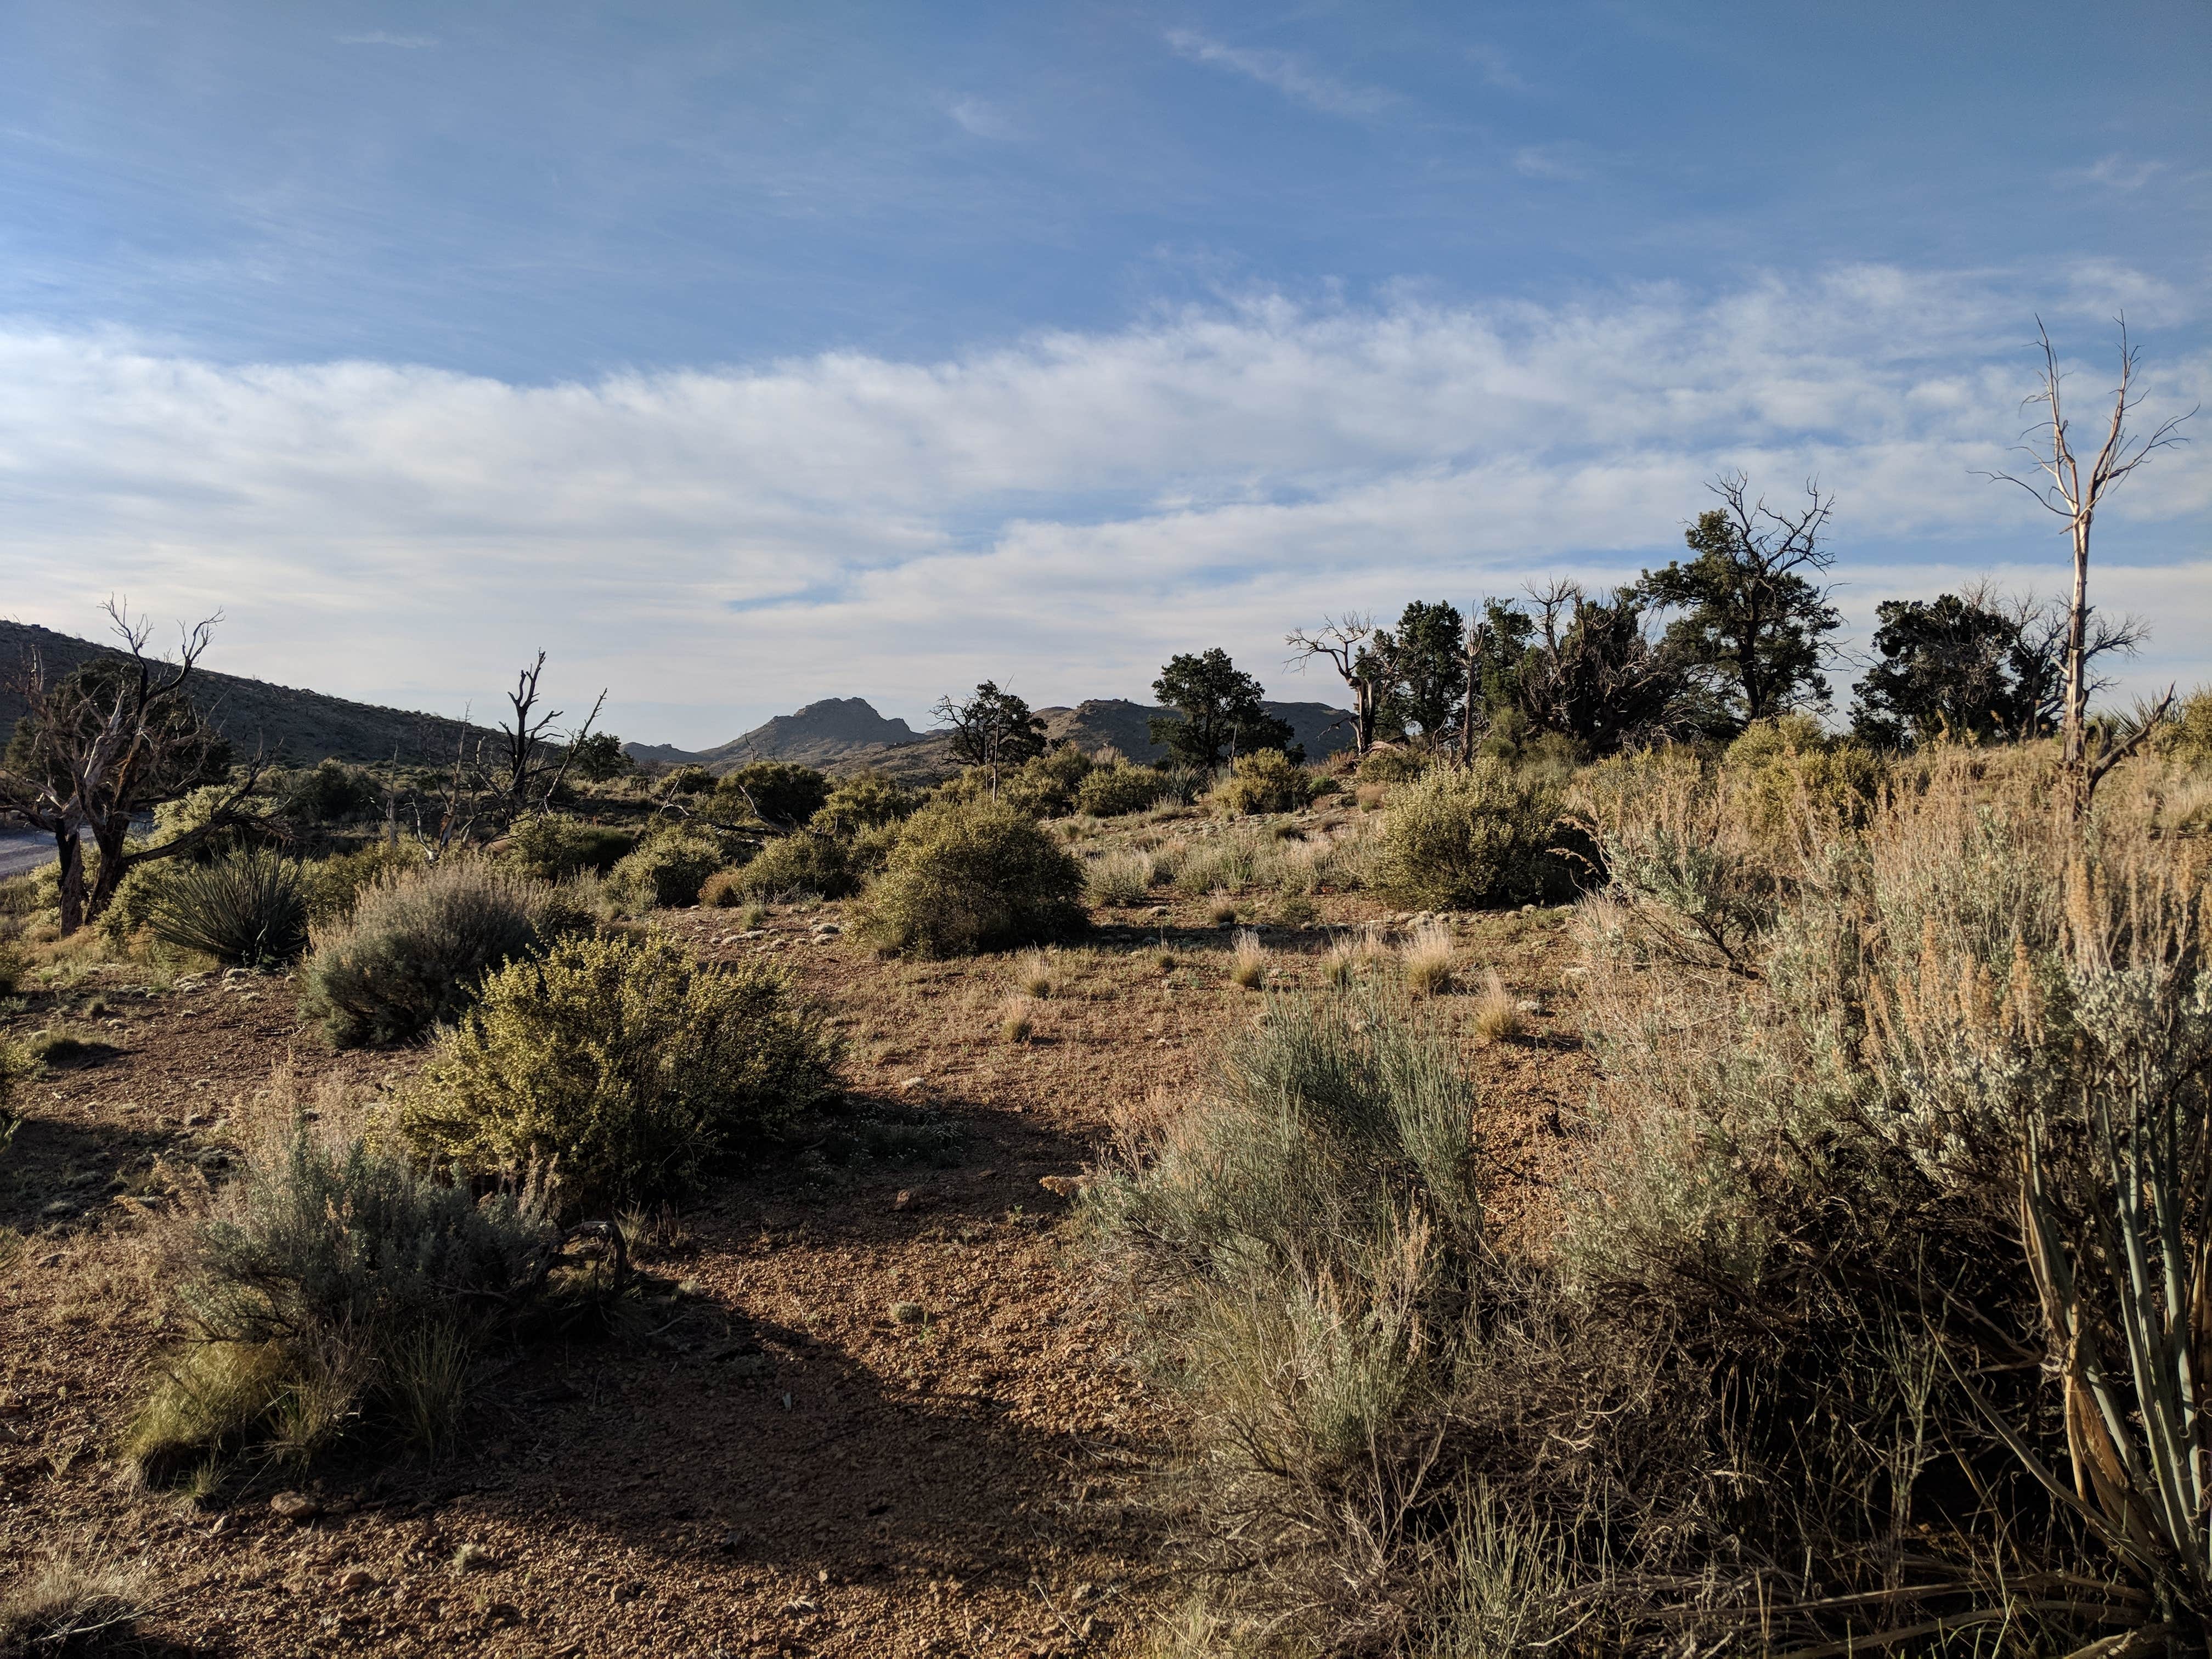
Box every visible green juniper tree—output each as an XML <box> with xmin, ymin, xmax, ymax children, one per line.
<box><xmin>1635</xmin><ymin>473</ymin><xmax>1843</xmax><ymax>733</ymax></box>
<box><xmin>1149</xmin><ymin>648</ymin><xmax>1293</xmax><ymax>768</ymax></box>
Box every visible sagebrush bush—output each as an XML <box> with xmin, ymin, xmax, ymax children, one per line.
<box><xmin>2154</xmin><ymin>686</ymin><xmax>2212</xmax><ymax>769</ymax></box>
<box><xmin>501</xmin><ymin>814</ymin><xmax>636</xmax><ymax>882</ymax></box>
<box><xmin>300</xmin><ymin>840</ymin><xmax>426</xmax><ymax>924</ymax></box>
<box><xmin>1358</xmin><ymin>746</ymin><xmax>1428</xmax><ymax>784</ymax></box>
<box><xmin>1076</xmin><ymin>764</ymin><xmax>1170</xmax><ymax>817</ymax></box>
<box><xmin>605</xmin><ymin>825</ymin><xmax>731</xmax><ymax>912</ymax></box>
<box><xmin>856</xmin><ymin>798</ymin><xmax>1087</xmax><ymax>957</ymax></box>
<box><xmin>129</xmin><ymin>1097</ymin><xmax>558</xmax><ymax>1480</ymax></box>
<box><xmin>1375</xmin><ymin>759</ymin><xmax>1562</xmax><ymax>909</ymax></box>
<box><xmin>1207</xmin><ymin>749</ymin><xmax>1316</xmax><ymax>817</ymax></box>
<box><xmin>999</xmin><ymin>743</ymin><xmax>1097</xmax><ymax>819</ymax></box>
<box><xmin>399</xmin><ymin>932</ymin><xmax>839</xmax><ymax>1207</ymax></box>
<box><xmin>146</xmin><ymin>851</ymin><xmax>309</xmax><ymax>967</ymax></box>
<box><xmin>1720</xmin><ymin>714</ymin><xmax>1887</xmax><ymax>838</ymax></box>
<box><xmin>716</xmin><ymin>760</ymin><xmax>832</xmax><ymax>828</ymax></box>
<box><xmin>1087</xmin><ymin>849</ymin><xmax>1156</xmax><ymax>907</ymax></box>
<box><xmin>733</xmin><ymin>834</ymin><xmax>855</xmax><ymax>900</ymax></box>
<box><xmin>810</xmin><ymin>771</ymin><xmax>921</xmax><ymax>836</ymax></box>
<box><xmin>698</xmin><ymin>868</ymin><xmax>748</xmax><ymax>908</ymax></box>
<box><xmin>300</xmin><ymin>861</ymin><xmax>546</xmax><ymax>1047</ymax></box>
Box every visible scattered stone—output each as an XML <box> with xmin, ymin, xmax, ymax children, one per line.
<box><xmin>270</xmin><ymin>1491</ymin><xmax>324</xmax><ymax>1523</ymax></box>
<box><xmin>1037</xmin><ymin>1174</ymin><xmax>1092</xmax><ymax>1199</ymax></box>
<box><xmin>337</xmin><ymin>1568</ymin><xmax>379</xmax><ymax>1594</ymax></box>
<box><xmin>33</xmin><ymin>1253</ymin><xmax>62</xmax><ymax>1269</ymax></box>
<box><xmin>898</xmin><ymin>1076</ymin><xmax>926</xmax><ymax>1092</ymax></box>
<box><xmin>891</xmin><ymin>1189</ymin><xmax>914</xmax><ymax>1210</ymax></box>
<box><xmin>812</xmin><ymin>923</ymin><xmax>842</xmax><ymax>937</ymax></box>
<box><xmin>40</xmin><ymin>1201</ymin><xmax>76</xmax><ymax>1220</ymax></box>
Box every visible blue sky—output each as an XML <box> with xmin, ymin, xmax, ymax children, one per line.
<box><xmin>2</xmin><ymin>1</ymin><xmax>2207</xmax><ymax>745</ymax></box>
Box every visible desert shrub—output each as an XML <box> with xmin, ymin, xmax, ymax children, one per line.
<box><xmin>0</xmin><ymin>1037</ymin><xmax>30</xmax><ymax>1152</ymax></box>
<box><xmin>1087</xmin><ymin>849</ymin><xmax>1156</xmax><ymax>907</ymax></box>
<box><xmin>1076</xmin><ymin>763</ymin><xmax>1170</xmax><ymax>818</ymax></box>
<box><xmin>1358</xmin><ymin>746</ymin><xmax>1428</xmax><ymax>784</ymax></box>
<box><xmin>398</xmin><ymin>932</ymin><xmax>838</xmax><ymax>1207</ymax></box>
<box><xmin>1005</xmin><ymin>743</ymin><xmax>1097</xmax><ymax>819</ymax></box>
<box><xmin>717</xmin><ymin>761</ymin><xmax>832</xmax><ymax>828</ymax></box>
<box><xmin>274</xmin><ymin>759</ymin><xmax>380</xmax><ymax>825</ymax></box>
<box><xmin>501</xmin><ymin>814</ymin><xmax>636</xmax><ymax>882</ymax></box>
<box><xmin>145</xmin><ymin>851</ymin><xmax>308</xmax><ymax>968</ymax></box>
<box><xmin>810</xmin><ymin>771</ymin><xmax>921</xmax><ymax>836</ymax></box>
<box><xmin>698</xmin><ymin>869</ymin><xmax>748</xmax><ymax>908</ymax></box>
<box><xmin>1374</xmin><ymin>759</ymin><xmax>1562</xmax><ymax>909</ymax></box>
<box><xmin>0</xmin><ymin>1555</ymin><xmax>147</xmax><ymax>1656</ymax></box>
<box><xmin>300</xmin><ymin>862</ymin><xmax>545</xmax><ymax>1048</ymax></box>
<box><xmin>300</xmin><ymin>840</ymin><xmax>427</xmax><ymax>924</ymax></box>
<box><xmin>93</xmin><ymin>858</ymin><xmax>176</xmax><ymax>949</ymax></box>
<box><xmin>152</xmin><ymin>782</ymin><xmax>281</xmax><ymax>858</ymax></box>
<box><xmin>1207</xmin><ymin>749</ymin><xmax>1316</xmax><ymax>817</ymax></box>
<box><xmin>605</xmin><ymin>825</ymin><xmax>730</xmax><ymax>912</ymax></box>
<box><xmin>127</xmin><ymin>1103</ymin><xmax>558</xmax><ymax>1480</ymax></box>
<box><xmin>1720</xmin><ymin>714</ymin><xmax>1887</xmax><ymax>837</ymax></box>
<box><xmin>856</xmin><ymin>797</ymin><xmax>1087</xmax><ymax>957</ymax></box>
<box><xmin>0</xmin><ymin>933</ymin><xmax>21</xmax><ymax>997</ymax></box>
<box><xmin>733</xmin><ymin>833</ymin><xmax>854</xmax><ymax>900</ymax></box>
<box><xmin>2154</xmin><ymin>686</ymin><xmax>2212</xmax><ymax>769</ymax></box>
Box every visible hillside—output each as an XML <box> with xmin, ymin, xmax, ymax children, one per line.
<box><xmin>636</xmin><ymin>695</ymin><xmax>1354</xmax><ymax>781</ymax></box>
<box><xmin>0</xmin><ymin>619</ymin><xmax>485</xmax><ymax>767</ymax></box>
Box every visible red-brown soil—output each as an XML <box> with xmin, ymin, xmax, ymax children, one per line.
<box><xmin>1</xmin><ymin>893</ymin><xmax>1588</xmax><ymax>1657</ymax></box>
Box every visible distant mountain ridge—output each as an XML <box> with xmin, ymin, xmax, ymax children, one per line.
<box><xmin>633</xmin><ymin>695</ymin><xmax>1353</xmax><ymax>781</ymax></box>
<box><xmin>0</xmin><ymin>619</ymin><xmax>486</xmax><ymax>766</ymax></box>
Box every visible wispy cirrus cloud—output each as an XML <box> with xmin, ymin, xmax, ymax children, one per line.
<box><xmin>946</xmin><ymin>97</ymin><xmax>1019</xmax><ymax>141</ymax></box>
<box><xmin>1164</xmin><ymin>29</ymin><xmax>1396</xmax><ymax>119</ymax></box>
<box><xmin>1513</xmin><ymin>144</ymin><xmax>1588</xmax><ymax>181</ymax></box>
<box><xmin>1</xmin><ymin>267</ymin><xmax>2203</xmax><ymax>744</ymax></box>
<box><xmin>2057</xmin><ymin>154</ymin><xmax>2165</xmax><ymax>192</ymax></box>
<box><xmin>336</xmin><ymin>31</ymin><xmax>437</xmax><ymax>49</ymax></box>
<box><xmin>1465</xmin><ymin>43</ymin><xmax>1527</xmax><ymax>92</ymax></box>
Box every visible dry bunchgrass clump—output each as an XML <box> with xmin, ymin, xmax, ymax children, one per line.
<box><xmin>1401</xmin><ymin>921</ymin><xmax>1455</xmax><ymax>996</ymax></box>
<box><xmin>0</xmin><ymin>1554</ymin><xmax>148</xmax><ymax>1656</ymax></box>
<box><xmin>1468</xmin><ymin>968</ymin><xmax>1523</xmax><ymax>1042</ymax></box>
<box><xmin>1323</xmin><ymin>928</ymin><xmax>1388</xmax><ymax>988</ymax></box>
<box><xmin>1000</xmin><ymin>995</ymin><xmax>1038</xmax><ymax>1044</ymax></box>
<box><xmin>1012</xmin><ymin>947</ymin><xmax>1054</xmax><ymax>998</ymax></box>
<box><xmin>1209</xmin><ymin>894</ymin><xmax>1240</xmax><ymax>927</ymax></box>
<box><xmin>1087</xmin><ymin>849</ymin><xmax>1156</xmax><ymax>907</ymax></box>
<box><xmin>1228</xmin><ymin>929</ymin><xmax>1267</xmax><ymax>990</ymax></box>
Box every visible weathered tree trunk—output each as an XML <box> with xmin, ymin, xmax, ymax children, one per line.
<box><xmin>53</xmin><ymin>829</ymin><xmax>86</xmax><ymax>936</ymax></box>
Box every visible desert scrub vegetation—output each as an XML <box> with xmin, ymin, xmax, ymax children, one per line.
<box><xmin>1085</xmin><ymin>848</ymin><xmax>1156</xmax><ymax>908</ymax></box>
<box><xmin>144</xmin><ymin>849</ymin><xmax>309</xmax><ymax>968</ymax></box>
<box><xmin>1374</xmin><ymin>756</ymin><xmax>1565</xmax><ymax>909</ymax></box>
<box><xmin>399</xmin><ymin>931</ymin><xmax>839</xmax><ymax>1208</ymax></box>
<box><xmin>500</xmin><ymin>812</ymin><xmax>636</xmax><ymax>881</ymax></box>
<box><xmin>809</xmin><ymin>770</ymin><xmax>921</xmax><ymax>835</ymax></box>
<box><xmin>605</xmin><ymin>823</ymin><xmax>731</xmax><ymax>912</ymax></box>
<box><xmin>1097</xmin><ymin>743</ymin><xmax>2212</xmax><ymax>1656</ymax></box>
<box><xmin>856</xmin><ymin>797</ymin><xmax>1087</xmax><ymax>957</ymax></box>
<box><xmin>1206</xmin><ymin>749</ymin><xmax>1316</xmax><ymax>816</ymax></box>
<box><xmin>1075</xmin><ymin>760</ymin><xmax>1170</xmax><ymax>817</ymax></box>
<box><xmin>730</xmin><ymin>832</ymin><xmax>855</xmax><ymax>901</ymax></box>
<box><xmin>298</xmin><ymin>861</ymin><xmax>549</xmax><ymax>1047</ymax></box>
<box><xmin>129</xmin><ymin>1086</ymin><xmax>566</xmax><ymax>1483</ymax></box>
<box><xmin>0</xmin><ymin>1554</ymin><xmax>148</xmax><ymax>1656</ymax></box>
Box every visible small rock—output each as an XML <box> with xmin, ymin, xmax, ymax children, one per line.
<box><xmin>898</xmin><ymin>1076</ymin><xmax>926</xmax><ymax>1092</ymax></box>
<box><xmin>812</xmin><ymin>923</ymin><xmax>842</xmax><ymax>937</ymax></box>
<box><xmin>337</xmin><ymin>1568</ymin><xmax>379</xmax><ymax>1594</ymax></box>
<box><xmin>1037</xmin><ymin>1174</ymin><xmax>1092</xmax><ymax>1199</ymax></box>
<box><xmin>40</xmin><ymin>1201</ymin><xmax>76</xmax><ymax>1220</ymax></box>
<box><xmin>182</xmin><ymin>1111</ymin><xmax>208</xmax><ymax>1128</ymax></box>
<box><xmin>891</xmin><ymin>1189</ymin><xmax>914</xmax><ymax>1211</ymax></box>
<box><xmin>270</xmin><ymin>1491</ymin><xmax>324</xmax><ymax>1523</ymax></box>
<box><xmin>33</xmin><ymin>1253</ymin><xmax>62</xmax><ymax>1269</ymax></box>
<box><xmin>890</xmin><ymin>1301</ymin><xmax>927</xmax><ymax>1325</ymax></box>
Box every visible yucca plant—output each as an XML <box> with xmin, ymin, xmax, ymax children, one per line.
<box><xmin>148</xmin><ymin>851</ymin><xmax>309</xmax><ymax>968</ymax></box>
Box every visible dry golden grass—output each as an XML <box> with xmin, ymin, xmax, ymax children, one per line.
<box><xmin>1208</xmin><ymin>894</ymin><xmax>1240</xmax><ymax>927</ymax></box>
<box><xmin>1228</xmin><ymin>929</ymin><xmax>1267</xmax><ymax>990</ymax></box>
<box><xmin>1401</xmin><ymin>921</ymin><xmax>1455</xmax><ymax>996</ymax></box>
<box><xmin>1469</xmin><ymin>968</ymin><xmax>1524</xmax><ymax>1042</ymax></box>
<box><xmin>1000</xmin><ymin>994</ymin><xmax>1039</xmax><ymax>1043</ymax></box>
<box><xmin>1322</xmin><ymin>928</ymin><xmax>1389</xmax><ymax>989</ymax></box>
<box><xmin>1012</xmin><ymin>947</ymin><xmax>1055</xmax><ymax>998</ymax></box>
<box><xmin>0</xmin><ymin>1554</ymin><xmax>148</xmax><ymax>1654</ymax></box>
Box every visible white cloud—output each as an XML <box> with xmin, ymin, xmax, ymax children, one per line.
<box><xmin>1164</xmin><ymin>29</ymin><xmax>1396</xmax><ymax>119</ymax></box>
<box><xmin>2058</xmin><ymin>154</ymin><xmax>2164</xmax><ymax>192</ymax></box>
<box><xmin>1513</xmin><ymin>144</ymin><xmax>1586</xmax><ymax>181</ymax></box>
<box><xmin>336</xmin><ymin>31</ymin><xmax>438</xmax><ymax>48</ymax></box>
<box><xmin>1</xmin><ymin>267</ymin><xmax>2204</xmax><ymax>746</ymax></box>
<box><xmin>947</xmin><ymin>97</ymin><xmax>1018</xmax><ymax>141</ymax></box>
<box><xmin>1465</xmin><ymin>43</ymin><xmax>1527</xmax><ymax>92</ymax></box>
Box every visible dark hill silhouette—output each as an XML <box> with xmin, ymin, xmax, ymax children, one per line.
<box><xmin>0</xmin><ymin>619</ymin><xmax>484</xmax><ymax>766</ymax></box>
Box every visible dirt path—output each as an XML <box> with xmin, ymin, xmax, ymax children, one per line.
<box><xmin>0</xmin><ymin>895</ymin><xmax>1588</xmax><ymax>1657</ymax></box>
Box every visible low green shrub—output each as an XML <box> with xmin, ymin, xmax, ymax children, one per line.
<box><xmin>2153</xmin><ymin>687</ymin><xmax>2212</xmax><ymax>768</ymax></box>
<box><xmin>810</xmin><ymin>771</ymin><xmax>921</xmax><ymax>836</ymax></box>
<box><xmin>273</xmin><ymin>759</ymin><xmax>381</xmax><ymax>825</ymax></box>
<box><xmin>698</xmin><ymin>868</ymin><xmax>748</xmax><ymax>908</ymax></box>
<box><xmin>127</xmin><ymin>1108</ymin><xmax>558</xmax><ymax>1480</ymax></box>
<box><xmin>300</xmin><ymin>862</ymin><xmax>546</xmax><ymax>1047</ymax></box>
<box><xmin>1207</xmin><ymin>749</ymin><xmax>1316</xmax><ymax>817</ymax></box>
<box><xmin>1720</xmin><ymin>714</ymin><xmax>1887</xmax><ymax>837</ymax></box>
<box><xmin>605</xmin><ymin>825</ymin><xmax>730</xmax><ymax>912</ymax></box>
<box><xmin>146</xmin><ymin>852</ymin><xmax>309</xmax><ymax>968</ymax></box>
<box><xmin>501</xmin><ymin>814</ymin><xmax>636</xmax><ymax>882</ymax></box>
<box><xmin>95</xmin><ymin>859</ymin><xmax>175</xmax><ymax>949</ymax></box>
<box><xmin>1000</xmin><ymin>743</ymin><xmax>1097</xmax><ymax>819</ymax></box>
<box><xmin>1357</xmin><ymin>746</ymin><xmax>1428</xmax><ymax>784</ymax></box>
<box><xmin>1374</xmin><ymin>760</ymin><xmax>1561</xmax><ymax>909</ymax></box>
<box><xmin>1076</xmin><ymin>764</ymin><xmax>1171</xmax><ymax>817</ymax></box>
<box><xmin>734</xmin><ymin>834</ymin><xmax>855</xmax><ymax>900</ymax></box>
<box><xmin>716</xmin><ymin>761</ymin><xmax>832</xmax><ymax>828</ymax></box>
<box><xmin>399</xmin><ymin>933</ymin><xmax>839</xmax><ymax>1207</ymax></box>
<box><xmin>856</xmin><ymin>798</ymin><xmax>1088</xmax><ymax>957</ymax></box>
<box><xmin>300</xmin><ymin>841</ymin><xmax>427</xmax><ymax>924</ymax></box>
